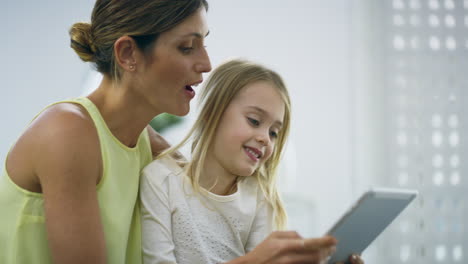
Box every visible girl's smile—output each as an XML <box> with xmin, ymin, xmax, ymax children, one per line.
<box><xmin>201</xmin><ymin>80</ymin><xmax>285</xmax><ymax>193</ymax></box>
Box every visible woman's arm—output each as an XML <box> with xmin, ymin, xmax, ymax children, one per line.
<box><xmin>147</xmin><ymin>125</ymin><xmax>171</xmax><ymax>157</ymax></box>
<box><xmin>146</xmin><ymin>126</ymin><xmax>186</xmax><ymax>161</ymax></box>
<box><xmin>31</xmin><ymin>105</ymin><xmax>107</xmax><ymax>263</ymax></box>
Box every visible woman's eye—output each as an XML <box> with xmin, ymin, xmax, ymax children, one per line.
<box><xmin>248</xmin><ymin>117</ymin><xmax>260</xmax><ymax>126</ymax></box>
<box><xmin>179</xmin><ymin>47</ymin><xmax>194</xmax><ymax>54</ymax></box>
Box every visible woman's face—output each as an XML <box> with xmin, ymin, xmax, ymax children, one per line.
<box><xmin>135</xmin><ymin>7</ymin><xmax>211</xmax><ymax>116</ymax></box>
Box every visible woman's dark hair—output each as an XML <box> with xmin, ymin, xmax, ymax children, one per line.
<box><xmin>70</xmin><ymin>0</ymin><xmax>208</xmax><ymax>79</ymax></box>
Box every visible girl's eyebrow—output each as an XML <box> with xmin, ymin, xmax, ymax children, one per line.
<box><xmin>246</xmin><ymin>106</ymin><xmax>283</xmax><ymax>127</ymax></box>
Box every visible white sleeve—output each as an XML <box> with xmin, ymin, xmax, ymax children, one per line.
<box><xmin>244</xmin><ymin>195</ymin><xmax>275</xmax><ymax>253</ymax></box>
<box><xmin>140</xmin><ymin>161</ymin><xmax>178</xmax><ymax>264</ymax></box>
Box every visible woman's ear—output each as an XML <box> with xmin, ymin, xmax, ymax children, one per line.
<box><xmin>114</xmin><ymin>36</ymin><xmax>138</xmax><ymax>72</ymax></box>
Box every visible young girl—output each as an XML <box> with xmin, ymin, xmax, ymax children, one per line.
<box><xmin>140</xmin><ymin>58</ymin><xmax>292</xmax><ymax>263</ymax></box>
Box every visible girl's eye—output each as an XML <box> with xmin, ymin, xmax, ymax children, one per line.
<box><xmin>247</xmin><ymin>117</ymin><xmax>260</xmax><ymax>126</ymax></box>
<box><xmin>179</xmin><ymin>46</ymin><xmax>194</xmax><ymax>54</ymax></box>
<box><xmin>269</xmin><ymin>131</ymin><xmax>278</xmax><ymax>139</ymax></box>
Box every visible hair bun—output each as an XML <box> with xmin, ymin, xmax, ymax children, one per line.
<box><xmin>69</xmin><ymin>22</ymin><xmax>95</xmax><ymax>62</ymax></box>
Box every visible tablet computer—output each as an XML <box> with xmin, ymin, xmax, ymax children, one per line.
<box><xmin>326</xmin><ymin>188</ymin><xmax>418</xmax><ymax>264</ymax></box>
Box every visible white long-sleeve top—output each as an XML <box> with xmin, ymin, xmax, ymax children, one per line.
<box><xmin>140</xmin><ymin>157</ymin><xmax>274</xmax><ymax>264</ymax></box>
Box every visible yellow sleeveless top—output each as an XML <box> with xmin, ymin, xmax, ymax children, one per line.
<box><xmin>0</xmin><ymin>97</ymin><xmax>152</xmax><ymax>264</ymax></box>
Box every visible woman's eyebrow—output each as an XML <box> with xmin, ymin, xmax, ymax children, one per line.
<box><xmin>181</xmin><ymin>30</ymin><xmax>210</xmax><ymax>39</ymax></box>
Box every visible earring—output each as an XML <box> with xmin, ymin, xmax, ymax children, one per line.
<box><xmin>129</xmin><ymin>65</ymin><xmax>135</xmax><ymax>70</ymax></box>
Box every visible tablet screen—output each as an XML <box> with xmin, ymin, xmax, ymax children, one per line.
<box><xmin>326</xmin><ymin>188</ymin><xmax>418</xmax><ymax>264</ymax></box>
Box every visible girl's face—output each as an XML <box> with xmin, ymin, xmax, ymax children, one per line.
<box><xmin>134</xmin><ymin>7</ymin><xmax>211</xmax><ymax>116</ymax></box>
<box><xmin>208</xmin><ymin>81</ymin><xmax>286</xmax><ymax>178</ymax></box>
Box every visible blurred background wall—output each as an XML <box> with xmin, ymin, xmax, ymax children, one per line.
<box><xmin>2</xmin><ymin>1</ymin><xmax>466</xmax><ymax>263</ymax></box>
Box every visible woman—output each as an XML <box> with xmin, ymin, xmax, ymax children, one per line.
<box><xmin>0</xmin><ymin>1</ymin><xmax>210</xmax><ymax>263</ymax></box>
<box><xmin>0</xmin><ymin>1</ymin><xmax>360</xmax><ymax>264</ymax></box>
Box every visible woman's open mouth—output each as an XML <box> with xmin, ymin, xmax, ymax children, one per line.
<box><xmin>184</xmin><ymin>85</ymin><xmax>195</xmax><ymax>98</ymax></box>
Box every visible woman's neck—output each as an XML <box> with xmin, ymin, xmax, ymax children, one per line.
<box><xmin>87</xmin><ymin>76</ymin><xmax>161</xmax><ymax>147</ymax></box>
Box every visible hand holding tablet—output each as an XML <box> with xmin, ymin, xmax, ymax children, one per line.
<box><xmin>326</xmin><ymin>188</ymin><xmax>418</xmax><ymax>264</ymax></box>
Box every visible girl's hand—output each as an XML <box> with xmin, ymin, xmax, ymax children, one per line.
<box><xmin>229</xmin><ymin>231</ymin><xmax>337</xmax><ymax>264</ymax></box>
<box><xmin>335</xmin><ymin>254</ymin><xmax>365</xmax><ymax>264</ymax></box>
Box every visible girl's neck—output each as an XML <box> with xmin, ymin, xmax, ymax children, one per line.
<box><xmin>199</xmin><ymin>155</ymin><xmax>239</xmax><ymax>196</ymax></box>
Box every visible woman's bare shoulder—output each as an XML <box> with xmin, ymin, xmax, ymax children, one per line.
<box><xmin>22</xmin><ymin>102</ymin><xmax>98</xmax><ymax>152</ymax></box>
<box><xmin>7</xmin><ymin>102</ymin><xmax>102</xmax><ymax>191</ymax></box>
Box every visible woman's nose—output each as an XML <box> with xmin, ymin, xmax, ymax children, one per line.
<box><xmin>195</xmin><ymin>48</ymin><xmax>212</xmax><ymax>73</ymax></box>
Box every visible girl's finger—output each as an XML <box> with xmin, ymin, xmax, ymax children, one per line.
<box><xmin>273</xmin><ymin>230</ymin><xmax>303</xmax><ymax>239</ymax></box>
<box><xmin>276</xmin><ymin>252</ymin><xmax>324</xmax><ymax>264</ymax></box>
<box><xmin>349</xmin><ymin>254</ymin><xmax>364</xmax><ymax>264</ymax></box>
<box><xmin>304</xmin><ymin>236</ymin><xmax>338</xmax><ymax>250</ymax></box>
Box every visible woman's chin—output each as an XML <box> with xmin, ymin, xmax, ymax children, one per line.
<box><xmin>169</xmin><ymin>106</ymin><xmax>190</xmax><ymax>117</ymax></box>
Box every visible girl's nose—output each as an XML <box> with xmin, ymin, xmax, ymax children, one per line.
<box><xmin>256</xmin><ymin>130</ymin><xmax>270</xmax><ymax>146</ymax></box>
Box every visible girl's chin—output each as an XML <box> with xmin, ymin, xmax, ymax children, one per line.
<box><xmin>234</xmin><ymin>167</ymin><xmax>256</xmax><ymax>177</ymax></box>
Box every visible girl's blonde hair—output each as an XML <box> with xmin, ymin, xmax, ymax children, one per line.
<box><xmin>161</xmin><ymin>59</ymin><xmax>291</xmax><ymax>230</ymax></box>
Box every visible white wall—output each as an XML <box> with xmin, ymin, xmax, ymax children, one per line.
<box><xmin>1</xmin><ymin>0</ymin><xmax>95</xmax><ymax>161</ymax></box>
<box><xmin>1</xmin><ymin>0</ymin><xmax>355</xmax><ymax>237</ymax></box>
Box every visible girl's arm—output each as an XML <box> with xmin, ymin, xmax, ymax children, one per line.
<box><xmin>140</xmin><ymin>160</ymin><xmax>177</xmax><ymax>264</ymax></box>
<box><xmin>28</xmin><ymin>105</ymin><xmax>106</xmax><ymax>263</ymax></box>
<box><xmin>245</xmin><ymin>197</ymin><xmax>274</xmax><ymax>252</ymax></box>
<box><xmin>227</xmin><ymin>232</ymin><xmax>337</xmax><ymax>264</ymax></box>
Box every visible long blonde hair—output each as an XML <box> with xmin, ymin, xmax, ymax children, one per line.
<box><xmin>160</xmin><ymin>59</ymin><xmax>291</xmax><ymax>230</ymax></box>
